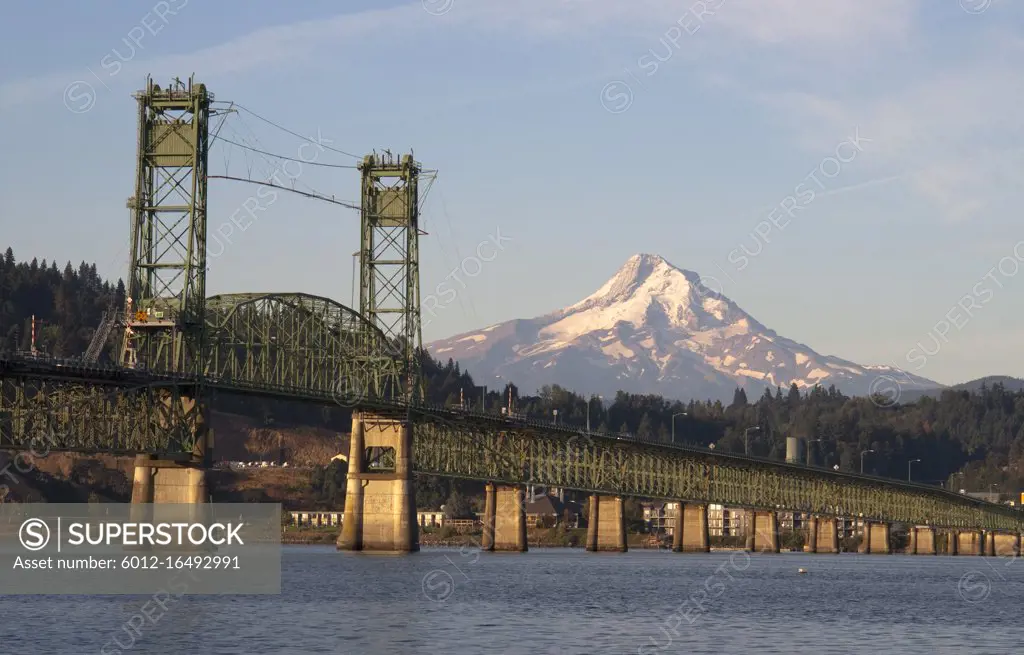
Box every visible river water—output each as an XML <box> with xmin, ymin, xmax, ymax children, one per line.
<box><xmin>2</xmin><ymin>546</ymin><xmax>1022</xmax><ymax>654</ymax></box>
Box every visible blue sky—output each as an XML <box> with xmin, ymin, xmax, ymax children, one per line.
<box><xmin>2</xmin><ymin>0</ymin><xmax>1024</xmax><ymax>386</ymax></box>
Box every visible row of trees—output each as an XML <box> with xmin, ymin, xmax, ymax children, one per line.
<box><xmin>0</xmin><ymin>247</ymin><xmax>123</xmax><ymax>357</ymax></box>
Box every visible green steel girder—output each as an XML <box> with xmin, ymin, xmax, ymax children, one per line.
<box><xmin>0</xmin><ymin>361</ymin><xmax>204</xmax><ymax>453</ymax></box>
<box><xmin>203</xmin><ymin>293</ymin><xmax>402</xmax><ymax>402</ymax></box>
<box><xmin>410</xmin><ymin>415</ymin><xmax>1024</xmax><ymax>532</ymax></box>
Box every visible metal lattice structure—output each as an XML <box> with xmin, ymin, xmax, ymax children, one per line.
<box><xmin>204</xmin><ymin>293</ymin><xmax>402</xmax><ymax>401</ymax></box>
<box><xmin>359</xmin><ymin>153</ymin><xmax>422</xmax><ymax>402</ymax></box>
<box><xmin>120</xmin><ymin>76</ymin><xmax>211</xmax><ymax>375</ymax></box>
<box><xmin>0</xmin><ymin>358</ymin><xmax>207</xmax><ymax>453</ymax></box>
<box><xmin>409</xmin><ymin>410</ymin><xmax>1024</xmax><ymax>531</ymax></box>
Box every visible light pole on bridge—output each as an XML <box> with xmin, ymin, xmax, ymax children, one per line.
<box><xmin>587</xmin><ymin>395</ymin><xmax>603</xmax><ymax>433</ymax></box>
<box><xmin>806</xmin><ymin>438</ymin><xmax>823</xmax><ymax>467</ymax></box>
<box><xmin>908</xmin><ymin>458</ymin><xmax>921</xmax><ymax>481</ymax></box>
<box><xmin>671</xmin><ymin>412</ymin><xmax>687</xmax><ymax>445</ymax></box>
<box><xmin>860</xmin><ymin>449</ymin><xmax>875</xmax><ymax>474</ymax></box>
<box><xmin>744</xmin><ymin>426</ymin><xmax>760</xmax><ymax>456</ymax></box>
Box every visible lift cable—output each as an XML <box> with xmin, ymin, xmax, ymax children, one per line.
<box><xmin>214</xmin><ymin>101</ymin><xmax>363</xmax><ymax>160</ymax></box>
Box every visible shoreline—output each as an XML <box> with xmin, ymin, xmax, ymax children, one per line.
<box><xmin>281</xmin><ymin>528</ymin><xmax>759</xmax><ymax>550</ymax></box>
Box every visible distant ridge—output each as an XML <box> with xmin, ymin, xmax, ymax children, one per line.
<box><xmin>897</xmin><ymin>375</ymin><xmax>1024</xmax><ymax>403</ymax></box>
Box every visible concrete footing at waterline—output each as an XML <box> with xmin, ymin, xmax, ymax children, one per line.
<box><xmin>337</xmin><ymin>412</ymin><xmax>418</xmax><ymax>553</ymax></box>
<box><xmin>130</xmin><ymin>454</ymin><xmax>209</xmax><ymax>504</ymax></box>
<box><xmin>586</xmin><ymin>495</ymin><xmax>627</xmax><ymax>552</ymax></box>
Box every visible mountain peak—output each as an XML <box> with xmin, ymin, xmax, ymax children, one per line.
<box><xmin>427</xmin><ymin>252</ymin><xmax>941</xmax><ymax>403</ymax></box>
<box><xmin>555</xmin><ymin>254</ymin><xmax>737</xmax><ymax>333</ymax></box>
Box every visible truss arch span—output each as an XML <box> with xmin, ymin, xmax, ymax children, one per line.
<box><xmin>204</xmin><ymin>293</ymin><xmax>401</xmax><ymax>400</ymax></box>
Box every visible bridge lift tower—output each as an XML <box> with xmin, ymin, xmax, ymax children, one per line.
<box><xmin>119</xmin><ymin>76</ymin><xmax>213</xmax><ymax>459</ymax></box>
<box><xmin>358</xmin><ymin>152</ymin><xmax>423</xmax><ymax>403</ymax></box>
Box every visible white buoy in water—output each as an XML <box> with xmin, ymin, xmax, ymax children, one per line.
<box><xmin>797</xmin><ymin>568</ymin><xmax>807</xmax><ymax>574</ymax></box>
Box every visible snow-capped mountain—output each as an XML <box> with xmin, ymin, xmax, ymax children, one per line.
<box><xmin>427</xmin><ymin>254</ymin><xmax>941</xmax><ymax>402</ymax></box>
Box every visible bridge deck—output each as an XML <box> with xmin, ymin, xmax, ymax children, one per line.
<box><xmin>2</xmin><ymin>355</ymin><xmax>1022</xmax><ymax>532</ymax></box>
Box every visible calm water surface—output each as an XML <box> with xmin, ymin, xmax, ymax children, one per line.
<box><xmin>2</xmin><ymin>547</ymin><xmax>1022</xmax><ymax>654</ymax></box>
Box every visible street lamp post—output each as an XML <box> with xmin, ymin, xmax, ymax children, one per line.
<box><xmin>671</xmin><ymin>412</ymin><xmax>687</xmax><ymax>445</ymax></box>
<box><xmin>908</xmin><ymin>458</ymin><xmax>921</xmax><ymax>481</ymax></box>
<box><xmin>587</xmin><ymin>395</ymin><xmax>603</xmax><ymax>433</ymax></box>
<box><xmin>744</xmin><ymin>426</ymin><xmax>760</xmax><ymax>456</ymax></box>
<box><xmin>806</xmin><ymin>438</ymin><xmax>823</xmax><ymax>467</ymax></box>
<box><xmin>860</xmin><ymin>449</ymin><xmax>875</xmax><ymax>474</ymax></box>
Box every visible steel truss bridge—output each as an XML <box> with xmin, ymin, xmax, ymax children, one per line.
<box><xmin>1</xmin><ymin>76</ymin><xmax>1022</xmax><ymax>534</ymax></box>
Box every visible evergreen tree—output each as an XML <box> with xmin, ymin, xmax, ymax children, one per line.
<box><xmin>731</xmin><ymin>388</ymin><xmax>748</xmax><ymax>408</ymax></box>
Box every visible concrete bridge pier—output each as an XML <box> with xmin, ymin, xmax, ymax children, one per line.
<box><xmin>586</xmin><ymin>495</ymin><xmax>626</xmax><ymax>552</ymax></box>
<box><xmin>819</xmin><ymin>517</ymin><xmax>840</xmax><ymax>553</ymax></box>
<box><xmin>492</xmin><ymin>485</ymin><xmax>527</xmax><ymax>551</ymax></box>
<box><xmin>993</xmin><ymin>533</ymin><xmax>1022</xmax><ymax>557</ymax></box>
<box><xmin>947</xmin><ymin>531</ymin><xmax>959</xmax><ymax>555</ymax></box>
<box><xmin>985</xmin><ymin>531</ymin><xmax>996</xmax><ymax>557</ymax></box>
<box><xmin>910</xmin><ymin>527</ymin><xmax>937</xmax><ymax>555</ymax></box>
<box><xmin>957</xmin><ymin>531</ymin><xmax>983</xmax><ymax>556</ymax></box>
<box><xmin>805</xmin><ymin>517</ymin><xmax>818</xmax><ymax>553</ymax></box>
<box><xmin>744</xmin><ymin>509</ymin><xmax>756</xmax><ymax>552</ymax></box>
<box><xmin>753</xmin><ymin>511</ymin><xmax>779</xmax><ymax>553</ymax></box>
<box><xmin>804</xmin><ymin>516</ymin><xmax>839</xmax><ymax>553</ymax></box>
<box><xmin>481</xmin><ymin>483</ymin><xmax>496</xmax><ymax>551</ymax></box>
<box><xmin>338</xmin><ymin>412</ymin><xmax>418</xmax><ymax>553</ymax></box>
<box><xmin>672</xmin><ymin>503</ymin><xmax>709</xmax><ymax>553</ymax></box>
<box><xmin>130</xmin><ymin>454</ymin><xmax>208</xmax><ymax>505</ymax></box>
<box><xmin>859</xmin><ymin>522</ymin><xmax>890</xmax><ymax>554</ymax></box>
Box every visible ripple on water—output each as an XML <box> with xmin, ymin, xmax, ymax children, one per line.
<box><xmin>0</xmin><ymin>547</ymin><xmax>1022</xmax><ymax>654</ymax></box>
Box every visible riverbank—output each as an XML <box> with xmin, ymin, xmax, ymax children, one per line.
<box><xmin>280</xmin><ymin>526</ymin><xmax>760</xmax><ymax>549</ymax></box>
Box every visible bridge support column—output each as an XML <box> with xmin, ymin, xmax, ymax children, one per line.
<box><xmin>337</xmin><ymin>412</ymin><xmax>417</xmax><ymax>553</ymax></box>
<box><xmin>947</xmin><ymin>531</ymin><xmax>959</xmax><ymax>556</ymax></box>
<box><xmin>493</xmin><ymin>486</ymin><xmax>527</xmax><ymax>552</ymax></box>
<box><xmin>671</xmin><ymin>502</ymin><xmax>684</xmax><ymax>552</ymax></box>
<box><xmin>744</xmin><ymin>509</ymin><xmax>756</xmax><ymax>552</ymax></box>
<box><xmin>805</xmin><ymin>517</ymin><xmax>818</xmax><ymax>553</ymax></box>
<box><xmin>131</xmin><ymin>454</ymin><xmax>155</xmax><ymax>504</ymax></box>
<box><xmin>586</xmin><ymin>495</ymin><xmax>626</xmax><ymax>552</ymax></box>
<box><xmin>130</xmin><ymin>455</ymin><xmax>208</xmax><ymax>505</ymax></box>
<box><xmin>674</xmin><ymin>503</ymin><xmax>709</xmax><ymax>552</ymax></box>
<box><xmin>868</xmin><ymin>522</ymin><xmax>890</xmax><ymax>554</ymax></box>
<box><xmin>481</xmin><ymin>483</ymin><xmax>496</xmax><ymax>552</ymax></box>
<box><xmin>814</xmin><ymin>517</ymin><xmax>839</xmax><ymax>553</ymax></box>
<box><xmin>859</xmin><ymin>521</ymin><xmax>871</xmax><ymax>553</ymax></box>
<box><xmin>985</xmin><ymin>531</ymin><xmax>996</xmax><ymax>557</ymax></box>
<box><xmin>908</xmin><ymin>527</ymin><xmax>917</xmax><ymax>554</ymax></box>
<box><xmin>753</xmin><ymin>511</ymin><xmax>779</xmax><ymax>553</ymax></box>
<box><xmin>958</xmin><ymin>531</ymin><xmax>982</xmax><ymax>556</ymax></box>
<box><xmin>914</xmin><ymin>527</ymin><xmax>937</xmax><ymax>555</ymax></box>
<box><xmin>994</xmin><ymin>533</ymin><xmax>1022</xmax><ymax>557</ymax></box>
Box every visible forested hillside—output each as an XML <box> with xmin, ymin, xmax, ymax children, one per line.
<box><xmin>0</xmin><ymin>247</ymin><xmax>122</xmax><ymax>356</ymax></box>
<box><xmin>2</xmin><ymin>247</ymin><xmax>1022</xmax><ymax>496</ymax></box>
